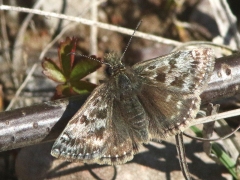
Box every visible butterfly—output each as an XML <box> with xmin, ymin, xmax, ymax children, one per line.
<box><xmin>51</xmin><ymin>48</ymin><xmax>215</xmax><ymax>165</ymax></box>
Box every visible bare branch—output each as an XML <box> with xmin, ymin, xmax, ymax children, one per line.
<box><xmin>201</xmin><ymin>52</ymin><xmax>240</xmax><ymax>104</ymax></box>
<box><xmin>0</xmin><ymin>94</ymin><xmax>88</xmax><ymax>152</ymax></box>
<box><xmin>0</xmin><ymin>52</ymin><xmax>240</xmax><ymax>152</ymax></box>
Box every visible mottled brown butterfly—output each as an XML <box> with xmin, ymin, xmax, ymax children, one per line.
<box><xmin>51</xmin><ymin>47</ymin><xmax>215</xmax><ymax>165</ymax></box>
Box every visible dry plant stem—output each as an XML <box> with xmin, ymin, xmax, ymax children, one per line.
<box><xmin>7</xmin><ymin>2</ymin><xmax>102</xmax><ymax>110</ymax></box>
<box><xmin>0</xmin><ymin>95</ymin><xmax>89</xmax><ymax>152</ymax></box>
<box><xmin>175</xmin><ymin>133</ymin><xmax>192</xmax><ymax>180</ymax></box>
<box><xmin>88</xmin><ymin>0</ymin><xmax>99</xmax><ymax>85</ymax></box>
<box><xmin>217</xmin><ymin>121</ymin><xmax>240</xmax><ymax>161</ymax></box>
<box><xmin>6</xmin><ymin>63</ymin><xmax>38</xmax><ymax>111</ymax></box>
<box><xmin>193</xmin><ymin>108</ymin><xmax>240</xmax><ymax>126</ymax></box>
<box><xmin>0</xmin><ymin>52</ymin><xmax>240</xmax><ymax>152</ymax></box>
<box><xmin>0</xmin><ymin>5</ymin><xmax>182</xmax><ymax>46</ymax></box>
<box><xmin>39</xmin><ymin>1</ymin><xmax>97</xmax><ymax>60</ymax></box>
<box><xmin>172</xmin><ymin>41</ymin><xmax>235</xmax><ymax>53</ymax></box>
<box><xmin>12</xmin><ymin>0</ymin><xmax>45</xmax><ymax>80</ymax></box>
<box><xmin>0</xmin><ymin>2</ymin><xmax>11</xmax><ymax>64</ymax></box>
<box><xmin>51</xmin><ymin>0</ymin><xmax>67</xmax><ymax>40</ymax></box>
<box><xmin>203</xmin><ymin>104</ymin><xmax>219</xmax><ymax>161</ymax></box>
<box><xmin>90</xmin><ymin>0</ymin><xmax>98</xmax><ymax>55</ymax></box>
<box><xmin>209</xmin><ymin>0</ymin><xmax>240</xmax><ymax>49</ymax></box>
<box><xmin>184</xmin><ymin>124</ymin><xmax>240</xmax><ymax>142</ymax></box>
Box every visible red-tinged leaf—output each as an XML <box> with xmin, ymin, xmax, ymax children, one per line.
<box><xmin>70</xmin><ymin>58</ymin><xmax>101</xmax><ymax>82</ymax></box>
<box><xmin>43</xmin><ymin>37</ymin><xmax>101</xmax><ymax>99</ymax></box>
<box><xmin>56</xmin><ymin>84</ymin><xmax>76</xmax><ymax>97</ymax></box>
<box><xmin>71</xmin><ymin>80</ymin><xmax>97</xmax><ymax>94</ymax></box>
<box><xmin>42</xmin><ymin>58</ymin><xmax>66</xmax><ymax>83</ymax></box>
<box><xmin>58</xmin><ymin>37</ymin><xmax>77</xmax><ymax>78</ymax></box>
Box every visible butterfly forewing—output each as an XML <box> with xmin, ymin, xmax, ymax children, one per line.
<box><xmin>51</xmin><ymin>83</ymin><xmax>113</xmax><ymax>163</ymax></box>
<box><xmin>133</xmin><ymin>48</ymin><xmax>215</xmax><ymax>138</ymax></box>
<box><xmin>133</xmin><ymin>48</ymin><xmax>215</xmax><ymax>94</ymax></box>
<box><xmin>51</xmin><ymin>71</ymin><xmax>149</xmax><ymax>164</ymax></box>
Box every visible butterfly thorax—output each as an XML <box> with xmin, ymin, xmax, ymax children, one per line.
<box><xmin>111</xmin><ymin>67</ymin><xmax>141</xmax><ymax>100</ymax></box>
<box><xmin>104</xmin><ymin>53</ymin><xmax>126</xmax><ymax>76</ymax></box>
<box><xmin>109</xmin><ymin>64</ymin><xmax>126</xmax><ymax>76</ymax></box>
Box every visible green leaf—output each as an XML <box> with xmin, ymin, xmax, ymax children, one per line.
<box><xmin>58</xmin><ymin>37</ymin><xmax>77</xmax><ymax>78</ymax></box>
<box><xmin>212</xmin><ymin>143</ymin><xmax>237</xmax><ymax>179</ymax></box>
<box><xmin>43</xmin><ymin>37</ymin><xmax>101</xmax><ymax>98</ymax></box>
<box><xmin>190</xmin><ymin>126</ymin><xmax>203</xmax><ymax>137</ymax></box>
<box><xmin>190</xmin><ymin>125</ymin><xmax>238</xmax><ymax>179</ymax></box>
<box><xmin>71</xmin><ymin>80</ymin><xmax>97</xmax><ymax>94</ymax></box>
<box><xmin>42</xmin><ymin>58</ymin><xmax>66</xmax><ymax>83</ymax></box>
<box><xmin>70</xmin><ymin>58</ymin><xmax>101</xmax><ymax>82</ymax></box>
<box><xmin>56</xmin><ymin>84</ymin><xmax>74</xmax><ymax>97</ymax></box>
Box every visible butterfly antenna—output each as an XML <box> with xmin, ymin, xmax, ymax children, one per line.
<box><xmin>68</xmin><ymin>52</ymin><xmax>111</xmax><ymax>67</ymax></box>
<box><xmin>119</xmin><ymin>20</ymin><xmax>142</xmax><ymax>62</ymax></box>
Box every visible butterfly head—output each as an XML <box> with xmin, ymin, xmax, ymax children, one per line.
<box><xmin>104</xmin><ymin>53</ymin><xmax>126</xmax><ymax>76</ymax></box>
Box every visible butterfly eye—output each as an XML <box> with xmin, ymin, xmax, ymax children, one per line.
<box><xmin>105</xmin><ymin>66</ymin><xmax>113</xmax><ymax>77</ymax></box>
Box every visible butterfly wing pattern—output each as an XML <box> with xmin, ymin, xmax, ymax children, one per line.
<box><xmin>51</xmin><ymin>82</ymin><xmax>141</xmax><ymax>164</ymax></box>
<box><xmin>133</xmin><ymin>48</ymin><xmax>215</xmax><ymax>139</ymax></box>
<box><xmin>51</xmin><ymin>48</ymin><xmax>215</xmax><ymax>165</ymax></box>
<box><xmin>51</xmin><ymin>67</ymin><xmax>150</xmax><ymax>164</ymax></box>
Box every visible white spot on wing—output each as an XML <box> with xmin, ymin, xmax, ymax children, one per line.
<box><xmin>166</xmin><ymin>95</ymin><xmax>172</xmax><ymax>102</ymax></box>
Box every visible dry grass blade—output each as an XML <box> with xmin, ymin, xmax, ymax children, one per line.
<box><xmin>175</xmin><ymin>133</ymin><xmax>192</xmax><ymax>180</ymax></box>
<box><xmin>0</xmin><ymin>5</ymin><xmax>182</xmax><ymax>46</ymax></box>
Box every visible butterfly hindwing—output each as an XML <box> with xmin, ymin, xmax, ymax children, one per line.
<box><xmin>138</xmin><ymin>85</ymin><xmax>200</xmax><ymax>139</ymax></box>
<box><xmin>97</xmin><ymin>73</ymin><xmax>150</xmax><ymax>164</ymax></box>
<box><xmin>97</xmin><ymin>98</ymin><xmax>140</xmax><ymax>164</ymax></box>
